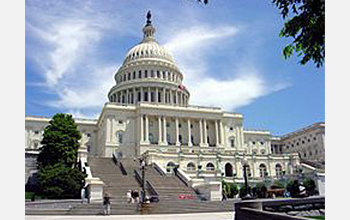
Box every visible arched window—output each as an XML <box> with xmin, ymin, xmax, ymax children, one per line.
<box><xmin>275</xmin><ymin>164</ymin><xmax>283</xmax><ymax>178</ymax></box>
<box><xmin>230</xmin><ymin>137</ymin><xmax>235</xmax><ymax>147</ymax></box>
<box><xmin>187</xmin><ymin>162</ymin><xmax>196</xmax><ymax>171</ymax></box>
<box><xmin>116</xmin><ymin>131</ymin><xmax>123</xmax><ymax>144</ymax></box>
<box><xmin>225</xmin><ymin>163</ymin><xmax>233</xmax><ymax>177</ymax></box>
<box><xmin>206</xmin><ymin>162</ymin><xmax>215</xmax><ymax>171</ymax></box>
<box><xmin>259</xmin><ymin>164</ymin><xmax>267</xmax><ymax>178</ymax></box>
<box><xmin>166</xmin><ymin>162</ymin><xmax>176</xmax><ymax>173</ymax></box>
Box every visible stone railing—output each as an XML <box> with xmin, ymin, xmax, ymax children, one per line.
<box><xmin>234</xmin><ymin>197</ymin><xmax>325</xmax><ymax>220</ymax></box>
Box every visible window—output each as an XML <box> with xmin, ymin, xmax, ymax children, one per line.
<box><xmin>230</xmin><ymin>138</ymin><xmax>235</xmax><ymax>147</ymax></box>
<box><xmin>275</xmin><ymin>164</ymin><xmax>283</xmax><ymax>178</ymax></box>
<box><xmin>87</xmin><ymin>133</ymin><xmax>91</xmax><ymax>137</ymax></box>
<box><xmin>139</xmin><ymin>70</ymin><xmax>142</xmax><ymax>78</ymax></box>
<box><xmin>302</xmin><ymin>140</ymin><xmax>305</xmax><ymax>144</ymax></box>
<box><xmin>260</xmin><ymin>141</ymin><xmax>264</xmax><ymax>145</ymax></box>
<box><xmin>178</xmin><ymin>123</ymin><xmax>182</xmax><ymax>128</ymax></box>
<box><xmin>259</xmin><ymin>164</ymin><xmax>267</xmax><ymax>178</ymax></box>
<box><xmin>157</xmin><ymin>71</ymin><xmax>160</xmax><ymax>78</ymax></box>
<box><xmin>116</xmin><ymin>131</ymin><xmax>123</xmax><ymax>143</ymax></box>
<box><xmin>166</xmin><ymin>162</ymin><xmax>176</xmax><ymax>173</ymax></box>
<box><xmin>145</xmin><ymin>70</ymin><xmax>148</xmax><ymax>78</ymax></box>
<box><xmin>118</xmin><ymin>120</ymin><xmax>123</xmax><ymax>124</ymax></box>
<box><xmin>33</xmin><ymin>142</ymin><xmax>39</xmax><ymax>149</ymax></box>
<box><xmin>206</xmin><ymin>163</ymin><xmax>215</xmax><ymax>171</ymax></box>
<box><xmin>133</xmin><ymin>71</ymin><xmax>136</xmax><ymax>79</ymax></box>
<box><xmin>128</xmin><ymin>73</ymin><xmax>131</xmax><ymax>80</ymax></box>
<box><xmin>252</xmin><ymin>141</ymin><xmax>256</xmax><ymax>145</ymax></box>
<box><xmin>190</xmin><ymin>124</ymin><xmax>193</xmax><ymax>129</ymax></box>
<box><xmin>230</xmin><ymin>127</ymin><xmax>233</xmax><ymax>131</ymax></box>
<box><xmin>151</xmin><ymin>70</ymin><xmax>154</xmax><ymax>77</ymax></box>
<box><xmin>187</xmin><ymin>162</ymin><xmax>196</xmax><ymax>171</ymax></box>
<box><xmin>34</xmin><ymin>130</ymin><xmax>39</xmax><ymax>134</ymax></box>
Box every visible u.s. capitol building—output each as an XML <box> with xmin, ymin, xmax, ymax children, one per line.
<box><xmin>25</xmin><ymin>13</ymin><xmax>323</xmax><ymax>200</ymax></box>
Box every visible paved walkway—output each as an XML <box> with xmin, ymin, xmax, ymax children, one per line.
<box><xmin>26</xmin><ymin>212</ymin><xmax>234</xmax><ymax>220</ymax></box>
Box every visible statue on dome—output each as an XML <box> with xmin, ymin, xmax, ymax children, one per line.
<box><xmin>146</xmin><ymin>10</ymin><xmax>152</xmax><ymax>25</ymax></box>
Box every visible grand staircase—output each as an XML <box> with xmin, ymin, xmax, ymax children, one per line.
<box><xmin>30</xmin><ymin>157</ymin><xmax>234</xmax><ymax>215</ymax></box>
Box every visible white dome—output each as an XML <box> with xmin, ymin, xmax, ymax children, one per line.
<box><xmin>123</xmin><ymin>40</ymin><xmax>175</xmax><ymax>64</ymax></box>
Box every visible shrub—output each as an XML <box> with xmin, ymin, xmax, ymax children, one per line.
<box><xmin>303</xmin><ymin>178</ymin><xmax>317</xmax><ymax>196</ymax></box>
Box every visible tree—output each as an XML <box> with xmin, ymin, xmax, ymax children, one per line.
<box><xmin>38</xmin><ymin>163</ymin><xmax>85</xmax><ymax>199</ymax></box>
<box><xmin>37</xmin><ymin>113</ymin><xmax>82</xmax><ymax>168</ymax></box>
<box><xmin>36</xmin><ymin>113</ymin><xmax>85</xmax><ymax>199</ymax></box>
<box><xmin>195</xmin><ymin>0</ymin><xmax>325</xmax><ymax>68</ymax></box>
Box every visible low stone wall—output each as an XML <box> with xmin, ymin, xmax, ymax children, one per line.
<box><xmin>234</xmin><ymin>197</ymin><xmax>325</xmax><ymax>220</ymax></box>
<box><xmin>236</xmin><ymin>207</ymin><xmax>311</xmax><ymax>220</ymax></box>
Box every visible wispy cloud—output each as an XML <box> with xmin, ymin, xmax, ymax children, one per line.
<box><xmin>26</xmin><ymin>1</ymin><xmax>290</xmax><ymax>117</ymax></box>
<box><xmin>163</xmin><ymin>24</ymin><xmax>290</xmax><ymax>111</ymax></box>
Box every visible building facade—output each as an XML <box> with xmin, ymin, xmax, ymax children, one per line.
<box><xmin>26</xmin><ymin>15</ymin><xmax>311</xmax><ymax>191</ymax></box>
<box><xmin>271</xmin><ymin>123</ymin><xmax>325</xmax><ymax>164</ymax></box>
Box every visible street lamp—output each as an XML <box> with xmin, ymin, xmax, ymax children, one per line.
<box><xmin>241</xmin><ymin>158</ymin><xmax>253</xmax><ymax>200</ymax></box>
<box><xmin>140</xmin><ymin>157</ymin><xmax>146</xmax><ymax>203</ymax></box>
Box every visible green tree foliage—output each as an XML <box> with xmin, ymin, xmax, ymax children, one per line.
<box><xmin>287</xmin><ymin>179</ymin><xmax>301</xmax><ymax>197</ymax></box>
<box><xmin>239</xmin><ymin>185</ymin><xmax>251</xmax><ymax>198</ymax></box>
<box><xmin>38</xmin><ymin>163</ymin><xmax>85</xmax><ymax>199</ymax></box>
<box><xmin>222</xmin><ymin>181</ymin><xmax>239</xmax><ymax>198</ymax></box>
<box><xmin>37</xmin><ymin>113</ymin><xmax>82</xmax><ymax>168</ymax></box>
<box><xmin>36</xmin><ymin>113</ymin><xmax>85</xmax><ymax>199</ymax></box>
<box><xmin>273</xmin><ymin>0</ymin><xmax>325</xmax><ymax>67</ymax></box>
<box><xmin>255</xmin><ymin>183</ymin><xmax>268</xmax><ymax>198</ymax></box>
<box><xmin>195</xmin><ymin>0</ymin><xmax>325</xmax><ymax>68</ymax></box>
<box><xmin>303</xmin><ymin>178</ymin><xmax>317</xmax><ymax>196</ymax></box>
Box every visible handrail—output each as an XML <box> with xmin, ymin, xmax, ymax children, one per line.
<box><xmin>175</xmin><ymin>168</ymin><xmax>192</xmax><ymax>187</ymax></box>
<box><xmin>112</xmin><ymin>152</ymin><xmax>127</xmax><ymax>175</ymax></box>
<box><xmin>134</xmin><ymin>170</ymin><xmax>159</xmax><ymax>201</ymax></box>
<box><xmin>152</xmin><ymin>161</ymin><xmax>167</xmax><ymax>176</ymax></box>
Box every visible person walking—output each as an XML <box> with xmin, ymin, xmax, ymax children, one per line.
<box><xmin>81</xmin><ymin>187</ymin><xmax>86</xmax><ymax>204</ymax></box>
<box><xmin>127</xmin><ymin>190</ymin><xmax>132</xmax><ymax>203</ymax></box>
<box><xmin>103</xmin><ymin>192</ymin><xmax>111</xmax><ymax>215</ymax></box>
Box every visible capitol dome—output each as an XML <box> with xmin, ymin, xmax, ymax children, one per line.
<box><xmin>108</xmin><ymin>11</ymin><xmax>190</xmax><ymax>107</ymax></box>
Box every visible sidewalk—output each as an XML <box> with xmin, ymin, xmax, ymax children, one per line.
<box><xmin>26</xmin><ymin>211</ymin><xmax>234</xmax><ymax>220</ymax></box>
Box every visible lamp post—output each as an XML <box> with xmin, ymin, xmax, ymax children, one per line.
<box><xmin>140</xmin><ymin>157</ymin><xmax>146</xmax><ymax>203</ymax></box>
<box><xmin>241</xmin><ymin>158</ymin><xmax>252</xmax><ymax>200</ymax></box>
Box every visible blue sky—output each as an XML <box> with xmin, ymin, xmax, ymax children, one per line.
<box><xmin>25</xmin><ymin>0</ymin><xmax>324</xmax><ymax>136</ymax></box>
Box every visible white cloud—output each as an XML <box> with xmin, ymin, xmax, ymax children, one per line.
<box><xmin>163</xmin><ymin>24</ymin><xmax>290</xmax><ymax>111</ymax></box>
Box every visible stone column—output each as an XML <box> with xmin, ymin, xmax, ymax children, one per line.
<box><xmin>199</xmin><ymin>119</ymin><xmax>204</xmax><ymax>146</ymax></box>
<box><xmin>145</xmin><ymin>115</ymin><xmax>150</xmax><ymax>143</ymax></box>
<box><xmin>163</xmin><ymin>117</ymin><xmax>168</xmax><ymax>145</ymax></box>
<box><xmin>155</xmin><ymin>87</ymin><xmax>159</xmax><ymax>104</ymax></box>
<box><xmin>220</xmin><ymin>121</ymin><xmax>225</xmax><ymax>146</ymax></box>
<box><xmin>163</xmin><ymin>88</ymin><xmax>166</xmax><ymax>104</ymax></box>
<box><xmin>158</xmin><ymin>117</ymin><xmax>162</xmax><ymax>144</ymax></box>
<box><xmin>126</xmin><ymin>89</ymin><xmax>129</xmax><ymax>104</ymax></box>
<box><xmin>170</xmin><ymin>90</ymin><xmax>173</xmax><ymax>105</ymax></box>
<box><xmin>140</xmin><ymin>87</ymin><xmax>144</xmax><ymax>102</ymax></box>
<box><xmin>187</xmin><ymin>119</ymin><xmax>192</xmax><ymax>147</ymax></box>
<box><xmin>133</xmin><ymin>88</ymin><xmax>137</xmax><ymax>104</ymax></box>
<box><xmin>176</xmin><ymin>91</ymin><xmax>179</xmax><ymax>105</ymax></box>
<box><xmin>215</xmin><ymin>120</ymin><xmax>220</xmax><ymax>147</ymax></box>
<box><xmin>203</xmin><ymin>120</ymin><xmax>208</xmax><ymax>145</ymax></box>
<box><xmin>148</xmin><ymin>87</ymin><xmax>151</xmax><ymax>103</ymax></box>
<box><xmin>175</xmin><ymin>118</ymin><xmax>180</xmax><ymax>146</ymax></box>
<box><xmin>140</xmin><ymin>115</ymin><xmax>144</xmax><ymax>143</ymax></box>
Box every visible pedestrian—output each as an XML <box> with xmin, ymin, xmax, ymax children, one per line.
<box><xmin>134</xmin><ymin>190</ymin><xmax>140</xmax><ymax>203</ymax></box>
<box><xmin>81</xmin><ymin>187</ymin><xmax>86</xmax><ymax>204</ymax></box>
<box><xmin>127</xmin><ymin>190</ymin><xmax>132</xmax><ymax>203</ymax></box>
<box><xmin>103</xmin><ymin>192</ymin><xmax>111</xmax><ymax>215</ymax></box>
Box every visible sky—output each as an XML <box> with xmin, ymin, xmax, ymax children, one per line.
<box><xmin>25</xmin><ymin>0</ymin><xmax>325</xmax><ymax>136</ymax></box>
